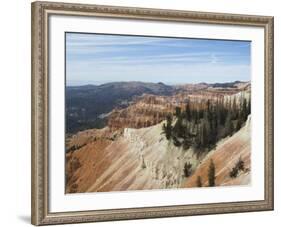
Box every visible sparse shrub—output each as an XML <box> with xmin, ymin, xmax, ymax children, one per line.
<box><xmin>229</xmin><ymin>157</ymin><xmax>245</xmax><ymax>178</ymax></box>
<box><xmin>229</xmin><ymin>167</ymin><xmax>239</xmax><ymax>178</ymax></box>
<box><xmin>208</xmin><ymin>159</ymin><xmax>216</xmax><ymax>187</ymax></box>
<box><xmin>236</xmin><ymin>157</ymin><xmax>245</xmax><ymax>171</ymax></box>
<box><xmin>183</xmin><ymin>162</ymin><xmax>192</xmax><ymax>177</ymax></box>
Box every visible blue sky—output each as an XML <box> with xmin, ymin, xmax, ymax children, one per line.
<box><xmin>66</xmin><ymin>33</ymin><xmax>251</xmax><ymax>86</ymax></box>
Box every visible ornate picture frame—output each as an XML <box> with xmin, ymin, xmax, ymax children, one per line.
<box><xmin>31</xmin><ymin>1</ymin><xmax>274</xmax><ymax>225</ymax></box>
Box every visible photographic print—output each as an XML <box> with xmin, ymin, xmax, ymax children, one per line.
<box><xmin>65</xmin><ymin>33</ymin><xmax>251</xmax><ymax>193</ymax></box>
<box><xmin>32</xmin><ymin>2</ymin><xmax>273</xmax><ymax>224</ymax></box>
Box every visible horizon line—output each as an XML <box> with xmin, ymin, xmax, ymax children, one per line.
<box><xmin>66</xmin><ymin>80</ymin><xmax>251</xmax><ymax>87</ymax></box>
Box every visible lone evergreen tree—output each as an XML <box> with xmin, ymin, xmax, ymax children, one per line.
<box><xmin>208</xmin><ymin>159</ymin><xmax>216</xmax><ymax>187</ymax></box>
<box><xmin>183</xmin><ymin>162</ymin><xmax>192</xmax><ymax>177</ymax></box>
<box><xmin>201</xmin><ymin>121</ymin><xmax>209</xmax><ymax>148</ymax></box>
<box><xmin>196</xmin><ymin>176</ymin><xmax>202</xmax><ymax>187</ymax></box>
<box><xmin>141</xmin><ymin>156</ymin><xmax>146</xmax><ymax>169</ymax></box>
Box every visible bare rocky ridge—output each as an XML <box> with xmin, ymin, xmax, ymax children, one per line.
<box><xmin>66</xmin><ymin>121</ymin><xmax>201</xmax><ymax>193</ymax></box>
<box><xmin>66</xmin><ymin>116</ymin><xmax>251</xmax><ymax>193</ymax></box>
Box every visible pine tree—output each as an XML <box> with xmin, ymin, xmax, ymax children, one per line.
<box><xmin>174</xmin><ymin>116</ymin><xmax>184</xmax><ymax>138</ymax></box>
<box><xmin>231</xmin><ymin>97</ymin><xmax>238</xmax><ymax>120</ymax></box>
<box><xmin>201</xmin><ymin>118</ymin><xmax>210</xmax><ymax>148</ymax></box>
<box><xmin>247</xmin><ymin>98</ymin><xmax>251</xmax><ymax>116</ymax></box>
<box><xmin>194</xmin><ymin>124</ymin><xmax>201</xmax><ymax>149</ymax></box>
<box><xmin>185</xmin><ymin>101</ymin><xmax>191</xmax><ymax>121</ymax></box>
<box><xmin>229</xmin><ymin>121</ymin><xmax>234</xmax><ymax>136</ymax></box>
<box><xmin>175</xmin><ymin>106</ymin><xmax>181</xmax><ymax>118</ymax></box>
<box><xmin>210</xmin><ymin>117</ymin><xmax>218</xmax><ymax>147</ymax></box>
<box><xmin>183</xmin><ymin>137</ymin><xmax>192</xmax><ymax>150</ymax></box>
<box><xmin>201</xmin><ymin>123</ymin><xmax>207</xmax><ymax>148</ymax></box>
<box><xmin>236</xmin><ymin>118</ymin><xmax>243</xmax><ymax>131</ymax></box>
<box><xmin>194</xmin><ymin>109</ymin><xmax>199</xmax><ymax>124</ymax></box>
<box><xmin>183</xmin><ymin>162</ymin><xmax>192</xmax><ymax>177</ymax></box>
<box><xmin>217</xmin><ymin>99</ymin><xmax>224</xmax><ymax>126</ymax></box>
<box><xmin>196</xmin><ymin>176</ymin><xmax>202</xmax><ymax>187</ymax></box>
<box><xmin>141</xmin><ymin>156</ymin><xmax>146</xmax><ymax>169</ymax></box>
<box><xmin>207</xmin><ymin>99</ymin><xmax>211</xmax><ymax>113</ymax></box>
<box><xmin>163</xmin><ymin>115</ymin><xmax>172</xmax><ymax>140</ymax></box>
<box><xmin>242</xmin><ymin>98</ymin><xmax>248</xmax><ymax>121</ymax></box>
<box><xmin>208</xmin><ymin>159</ymin><xmax>216</xmax><ymax>187</ymax></box>
<box><xmin>225</xmin><ymin>114</ymin><xmax>234</xmax><ymax>137</ymax></box>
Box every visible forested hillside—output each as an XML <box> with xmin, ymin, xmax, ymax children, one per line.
<box><xmin>162</xmin><ymin>97</ymin><xmax>251</xmax><ymax>153</ymax></box>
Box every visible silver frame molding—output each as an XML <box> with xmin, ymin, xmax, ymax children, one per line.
<box><xmin>31</xmin><ymin>1</ymin><xmax>274</xmax><ymax>225</ymax></box>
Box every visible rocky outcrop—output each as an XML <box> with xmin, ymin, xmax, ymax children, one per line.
<box><xmin>66</xmin><ymin>116</ymin><xmax>251</xmax><ymax>193</ymax></box>
<box><xmin>66</xmin><ymin>121</ymin><xmax>202</xmax><ymax>193</ymax></box>
<box><xmin>107</xmin><ymin>95</ymin><xmax>174</xmax><ymax>129</ymax></box>
<box><xmin>107</xmin><ymin>83</ymin><xmax>250</xmax><ymax>130</ymax></box>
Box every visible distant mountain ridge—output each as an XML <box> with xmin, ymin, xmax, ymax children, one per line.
<box><xmin>66</xmin><ymin>81</ymin><xmax>175</xmax><ymax>133</ymax></box>
<box><xmin>67</xmin><ymin>80</ymin><xmax>249</xmax><ymax>88</ymax></box>
<box><xmin>67</xmin><ymin>81</ymin><xmax>173</xmax><ymax>90</ymax></box>
<box><xmin>66</xmin><ymin>81</ymin><xmax>250</xmax><ymax>134</ymax></box>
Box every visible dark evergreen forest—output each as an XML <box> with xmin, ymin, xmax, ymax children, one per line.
<box><xmin>162</xmin><ymin>97</ymin><xmax>251</xmax><ymax>153</ymax></box>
